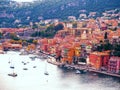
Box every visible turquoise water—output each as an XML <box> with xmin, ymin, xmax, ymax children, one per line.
<box><xmin>0</xmin><ymin>51</ymin><xmax>119</xmax><ymax>90</ymax></box>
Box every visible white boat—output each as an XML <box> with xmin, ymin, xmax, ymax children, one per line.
<box><xmin>9</xmin><ymin>59</ymin><xmax>15</xmax><ymax>69</ymax></box>
<box><xmin>8</xmin><ymin>66</ymin><xmax>17</xmax><ymax>77</ymax></box>
<box><xmin>29</xmin><ymin>56</ymin><xmax>36</xmax><ymax>61</ymax></box>
<box><xmin>33</xmin><ymin>66</ymin><xmax>37</xmax><ymax>68</ymax></box>
<box><xmin>44</xmin><ymin>61</ymin><xmax>49</xmax><ymax>75</ymax></box>
<box><xmin>8</xmin><ymin>59</ymin><xmax>17</xmax><ymax>77</ymax></box>
<box><xmin>19</xmin><ymin>51</ymin><xmax>28</xmax><ymax>55</ymax></box>
<box><xmin>75</xmin><ymin>70</ymin><xmax>81</xmax><ymax>74</ymax></box>
<box><xmin>23</xmin><ymin>68</ymin><xmax>28</xmax><ymax>70</ymax></box>
<box><xmin>8</xmin><ymin>73</ymin><xmax>17</xmax><ymax>77</ymax></box>
<box><xmin>10</xmin><ymin>66</ymin><xmax>15</xmax><ymax>69</ymax></box>
<box><xmin>44</xmin><ymin>71</ymin><xmax>49</xmax><ymax>75</ymax></box>
<box><xmin>19</xmin><ymin>49</ymin><xmax>28</xmax><ymax>55</ymax></box>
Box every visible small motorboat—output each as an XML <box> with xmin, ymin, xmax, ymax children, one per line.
<box><xmin>23</xmin><ymin>68</ymin><xmax>28</xmax><ymax>70</ymax></box>
<box><xmin>44</xmin><ymin>61</ymin><xmax>49</xmax><ymax>75</ymax></box>
<box><xmin>27</xmin><ymin>61</ymin><xmax>29</xmax><ymax>64</ymax></box>
<box><xmin>75</xmin><ymin>70</ymin><xmax>81</xmax><ymax>74</ymax></box>
<box><xmin>44</xmin><ymin>71</ymin><xmax>49</xmax><ymax>75</ymax></box>
<box><xmin>19</xmin><ymin>51</ymin><xmax>28</xmax><ymax>55</ymax></box>
<box><xmin>93</xmin><ymin>73</ymin><xmax>97</xmax><ymax>76</ymax></box>
<box><xmin>8</xmin><ymin>73</ymin><xmax>17</xmax><ymax>77</ymax></box>
<box><xmin>8</xmin><ymin>61</ymin><xmax>11</xmax><ymax>64</ymax></box>
<box><xmin>9</xmin><ymin>59</ymin><xmax>14</xmax><ymax>68</ymax></box>
<box><xmin>23</xmin><ymin>62</ymin><xmax>27</xmax><ymax>65</ymax></box>
<box><xmin>10</xmin><ymin>66</ymin><xmax>15</xmax><ymax>69</ymax></box>
<box><xmin>8</xmin><ymin>59</ymin><xmax>17</xmax><ymax>77</ymax></box>
<box><xmin>33</xmin><ymin>66</ymin><xmax>37</xmax><ymax>68</ymax></box>
<box><xmin>29</xmin><ymin>56</ymin><xmax>36</xmax><ymax>61</ymax></box>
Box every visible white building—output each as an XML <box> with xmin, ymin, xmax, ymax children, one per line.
<box><xmin>68</xmin><ymin>16</ymin><xmax>76</xmax><ymax>21</ymax></box>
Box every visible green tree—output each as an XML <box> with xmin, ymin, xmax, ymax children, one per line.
<box><xmin>54</xmin><ymin>23</ymin><xmax>64</xmax><ymax>31</ymax></box>
<box><xmin>32</xmin><ymin>23</ymin><xmax>38</xmax><ymax>29</ymax></box>
<box><xmin>45</xmin><ymin>25</ymin><xmax>54</xmax><ymax>33</ymax></box>
<box><xmin>27</xmin><ymin>39</ymin><xmax>34</xmax><ymax>43</ymax></box>
<box><xmin>72</xmin><ymin>22</ymin><xmax>77</xmax><ymax>28</ymax></box>
<box><xmin>9</xmin><ymin>33</ymin><xmax>20</xmax><ymax>40</ymax></box>
<box><xmin>0</xmin><ymin>32</ymin><xmax>3</xmax><ymax>39</ymax></box>
<box><xmin>33</xmin><ymin>40</ymin><xmax>38</xmax><ymax>45</ymax></box>
<box><xmin>103</xmin><ymin>42</ymin><xmax>112</xmax><ymax>51</ymax></box>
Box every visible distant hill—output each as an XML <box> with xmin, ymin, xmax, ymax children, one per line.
<box><xmin>0</xmin><ymin>0</ymin><xmax>120</xmax><ymax>27</ymax></box>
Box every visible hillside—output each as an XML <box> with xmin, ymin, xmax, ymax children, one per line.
<box><xmin>0</xmin><ymin>0</ymin><xmax>120</xmax><ymax>27</ymax></box>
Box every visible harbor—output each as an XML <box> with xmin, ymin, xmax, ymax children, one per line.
<box><xmin>0</xmin><ymin>51</ymin><xmax>120</xmax><ymax>90</ymax></box>
<box><xmin>47</xmin><ymin>57</ymin><xmax>120</xmax><ymax>78</ymax></box>
<box><xmin>0</xmin><ymin>0</ymin><xmax>120</xmax><ymax>90</ymax></box>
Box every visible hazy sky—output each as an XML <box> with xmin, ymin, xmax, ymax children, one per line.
<box><xmin>14</xmin><ymin>0</ymin><xmax>34</xmax><ymax>2</ymax></box>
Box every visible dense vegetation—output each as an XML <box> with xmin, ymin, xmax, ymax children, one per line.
<box><xmin>96</xmin><ymin>39</ymin><xmax>120</xmax><ymax>57</ymax></box>
<box><xmin>0</xmin><ymin>0</ymin><xmax>120</xmax><ymax>27</ymax></box>
<box><xmin>31</xmin><ymin>23</ymin><xmax>64</xmax><ymax>38</ymax></box>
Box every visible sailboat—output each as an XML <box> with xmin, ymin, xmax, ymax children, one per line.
<box><xmin>8</xmin><ymin>57</ymin><xmax>11</xmax><ymax>64</ymax></box>
<box><xmin>8</xmin><ymin>72</ymin><xmax>17</xmax><ymax>77</ymax></box>
<box><xmin>44</xmin><ymin>61</ymin><xmax>49</xmax><ymax>75</ymax></box>
<box><xmin>8</xmin><ymin>65</ymin><xmax>17</xmax><ymax>77</ymax></box>
<box><xmin>9</xmin><ymin>59</ymin><xmax>15</xmax><ymax>69</ymax></box>
<box><xmin>8</xmin><ymin>59</ymin><xmax>17</xmax><ymax>77</ymax></box>
<box><xmin>23</xmin><ymin>60</ymin><xmax>28</xmax><ymax>70</ymax></box>
<box><xmin>44</xmin><ymin>71</ymin><xmax>49</xmax><ymax>75</ymax></box>
<box><xmin>23</xmin><ymin>62</ymin><xmax>28</xmax><ymax>70</ymax></box>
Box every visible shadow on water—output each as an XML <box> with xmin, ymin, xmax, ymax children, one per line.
<box><xmin>97</xmin><ymin>73</ymin><xmax>120</xmax><ymax>81</ymax></box>
<box><xmin>58</xmin><ymin>66</ymin><xmax>120</xmax><ymax>85</ymax></box>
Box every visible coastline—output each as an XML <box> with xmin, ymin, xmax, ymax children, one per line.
<box><xmin>47</xmin><ymin>56</ymin><xmax>120</xmax><ymax>78</ymax></box>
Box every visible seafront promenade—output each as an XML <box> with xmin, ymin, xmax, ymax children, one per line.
<box><xmin>47</xmin><ymin>57</ymin><xmax>120</xmax><ymax>78</ymax></box>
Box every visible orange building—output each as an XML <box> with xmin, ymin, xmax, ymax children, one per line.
<box><xmin>89</xmin><ymin>52</ymin><xmax>110</xmax><ymax>70</ymax></box>
<box><xmin>60</xmin><ymin>43</ymin><xmax>75</xmax><ymax>64</ymax></box>
<box><xmin>0</xmin><ymin>45</ymin><xmax>4</xmax><ymax>54</ymax></box>
<box><xmin>26</xmin><ymin>44</ymin><xmax>35</xmax><ymax>51</ymax></box>
<box><xmin>2</xmin><ymin>42</ymin><xmax>22</xmax><ymax>50</ymax></box>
